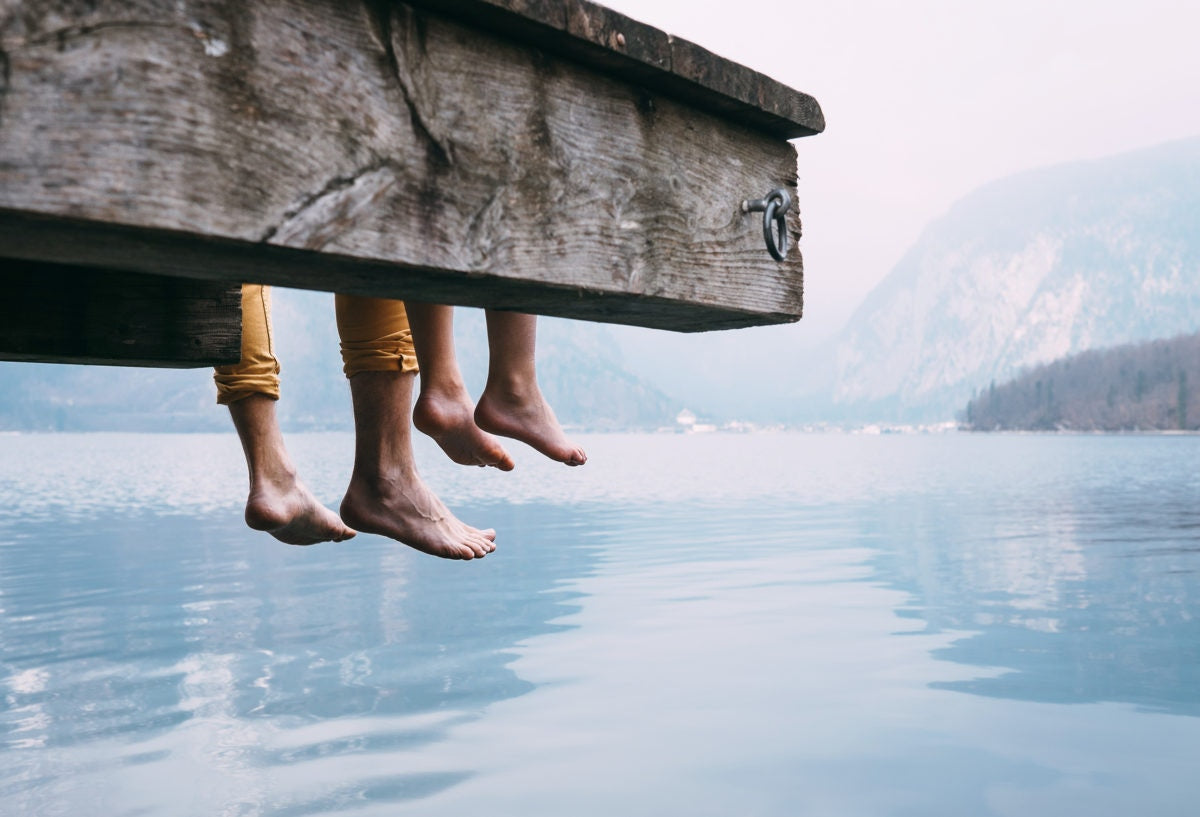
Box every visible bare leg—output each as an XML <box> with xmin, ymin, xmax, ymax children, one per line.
<box><xmin>339</xmin><ymin>370</ymin><xmax>498</xmax><ymax>560</ymax></box>
<box><xmin>228</xmin><ymin>394</ymin><xmax>356</xmax><ymax>545</ymax></box>
<box><xmin>405</xmin><ymin>302</ymin><xmax>514</xmax><ymax>471</ymax></box>
<box><xmin>474</xmin><ymin>311</ymin><xmax>587</xmax><ymax>466</ymax></box>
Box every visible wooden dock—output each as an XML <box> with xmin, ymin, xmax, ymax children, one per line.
<box><xmin>0</xmin><ymin>0</ymin><xmax>824</xmax><ymax>366</ymax></box>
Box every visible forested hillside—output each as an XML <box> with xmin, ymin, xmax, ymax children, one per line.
<box><xmin>963</xmin><ymin>331</ymin><xmax>1200</xmax><ymax>431</ymax></box>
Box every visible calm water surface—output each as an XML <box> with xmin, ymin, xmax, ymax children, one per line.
<box><xmin>1</xmin><ymin>432</ymin><xmax>1198</xmax><ymax>816</ymax></box>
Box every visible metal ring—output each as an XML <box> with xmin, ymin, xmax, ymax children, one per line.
<box><xmin>742</xmin><ymin>188</ymin><xmax>792</xmax><ymax>262</ymax></box>
<box><xmin>762</xmin><ymin>195</ymin><xmax>788</xmax><ymax>261</ymax></box>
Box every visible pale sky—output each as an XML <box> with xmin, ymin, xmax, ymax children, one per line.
<box><xmin>602</xmin><ymin>0</ymin><xmax>1200</xmax><ymax>341</ymax></box>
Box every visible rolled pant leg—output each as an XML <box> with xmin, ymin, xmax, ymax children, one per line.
<box><xmin>214</xmin><ymin>284</ymin><xmax>281</xmax><ymax>404</ymax></box>
<box><xmin>335</xmin><ymin>295</ymin><xmax>419</xmax><ymax>377</ymax></box>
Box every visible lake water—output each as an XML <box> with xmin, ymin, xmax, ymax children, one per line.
<box><xmin>1</xmin><ymin>431</ymin><xmax>1198</xmax><ymax>816</ymax></box>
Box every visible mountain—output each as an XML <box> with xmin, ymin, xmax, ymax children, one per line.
<box><xmin>0</xmin><ymin>289</ymin><xmax>679</xmax><ymax>432</ymax></box>
<box><xmin>828</xmin><ymin>137</ymin><xmax>1200</xmax><ymax>422</ymax></box>
<box><xmin>963</xmin><ymin>330</ymin><xmax>1200</xmax><ymax>432</ymax></box>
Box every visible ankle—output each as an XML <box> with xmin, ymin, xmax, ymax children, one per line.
<box><xmin>482</xmin><ymin>375</ymin><xmax>539</xmax><ymax>404</ymax></box>
<box><xmin>250</xmin><ymin>460</ymin><xmax>299</xmax><ymax>494</ymax></box>
<box><xmin>418</xmin><ymin>375</ymin><xmax>472</xmax><ymax>404</ymax></box>
<box><xmin>415</xmin><ymin>384</ymin><xmax>474</xmax><ymax>420</ymax></box>
<box><xmin>348</xmin><ymin>464</ymin><xmax>418</xmax><ymax>495</ymax></box>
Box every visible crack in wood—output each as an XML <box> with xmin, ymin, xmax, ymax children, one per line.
<box><xmin>364</xmin><ymin>0</ymin><xmax>454</xmax><ymax>168</ymax></box>
<box><xmin>461</xmin><ymin>186</ymin><xmax>512</xmax><ymax>268</ymax></box>
<box><xmin>260</xmin><ymin>161</ymin><xmax>397</xmax><ymax>249</ymax></box>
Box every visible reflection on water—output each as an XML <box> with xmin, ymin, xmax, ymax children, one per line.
<box><xmin>1</xmin><ymin>432</ymin><xmax>1198</xmax><ymax>815</ymax></box>
<box><xmin>0</xmin><ymin>500</ymin><xmax>597</xmax><ymax>813</ymax></box>
<box><xmin>858</xmin><ymin>439</ymin><xmax>1200</xmax><ymax>717</ymax></box>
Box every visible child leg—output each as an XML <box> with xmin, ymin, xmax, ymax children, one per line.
<box><xmin>475</xmin><ymin>311</ymin><xmax>586</xmax><ymax>466</ymax></box>
<box><xmin>404</xmin><ymin>302</ymin><xmax>513</xmax><ymax>470</ymax></box>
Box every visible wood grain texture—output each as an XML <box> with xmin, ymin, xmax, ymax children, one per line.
<box><xmin>404</xmin><ymin>0</ymin><xmax>823</xmax><ymax>138</ymax></box>
<box><xmin>0</xmin><ymin>260</ymin><xmax>241</xmax><ymax>367</ymax></box>
<box><xmin>0</xmin><ymin>0</ymin><xmax>807</xmax><ymax>332</ymax></box>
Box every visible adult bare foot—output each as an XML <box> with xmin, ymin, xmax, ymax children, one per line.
<box><xmin>227</xmin><ymin>393</ymin><xmax>356</xmax><ymax>546</ymax></box>
<box><xmin>245</xmin><ymin>472</ymin><xmax>357</xmax><ymax>546</ymax></box>
<box><xmin>475</xmin><ymin>384</ymin><xmax>587</xmax><ymax>466</ymax></box>
<box><xmin>344</xmin><ymin>369</ymin><xmax>498</xmax><ymax>560</ymax></box>
<box><xmin>413</xmin><ymin>386</ymin><xmax>515</xmax><ymax>471</ymax></box>
<box><xmin>340</xmin><ymin>471</ymin><xmax>497</xmax><ymax>560</ymax></box>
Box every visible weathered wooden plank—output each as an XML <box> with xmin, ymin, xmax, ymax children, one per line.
<box><xmin>0</xmin><ymin>260</ymin><xmax>242</xmax><ymax>367</ymax></box>
<box><xmin>405</xmin><ymin>0</ymin><xmax>824</xmax><ymax>138</ymax></box>
<box><xmin>0</xmin><ymin>210</ymin><xmax>801</xmax><ymax>331</ymax></box>
<box><xmin>666</xmin><ymin>35</ymin><xmax>823</xmax><ymax>138</ymax></box>
<box><xmin>0</xmin><ymin>0</ymin><xmax>806</xmax><ymax>332</ymax></box>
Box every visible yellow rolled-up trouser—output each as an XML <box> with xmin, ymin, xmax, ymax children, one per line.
<box><xmin>213</xmin><ymin>284</ymin><xmax>419</xmax><ymax>404</ymax></box>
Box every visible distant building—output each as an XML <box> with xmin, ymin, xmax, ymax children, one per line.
<box><xmin>676</xmin><ymin>409</ymin><xmax>697</xmax><ymax>428</ymax></box>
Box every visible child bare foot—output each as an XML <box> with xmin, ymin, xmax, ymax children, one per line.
<box><xmin>245</xmin><ymin>473</ymin><xmax>357</xmax><ymax>546</ymax></box>
<box><xmin>475</xmin><ymin>384</ymin><xmax>587</xmax><ymax>466</ymax></box>
<box><xmin>340</xmin><ymin>470</ymin><xmax>497</xmax><ymax>560</ymax></box>
<box><xmin>413</xmin><ymin>385</ymin><xmax>515</xmax><ymax>471</ymax></box>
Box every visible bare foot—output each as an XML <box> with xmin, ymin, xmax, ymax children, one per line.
<box><xmin>245</xmin><ymin>473</ymin><xmax>357</xmax><ymax>546</ymax></box>
<box><xmin>413</xmin><ymin>386</ymin><xmax>515</xmax><ymax>471</ymax></box>
<box><xmin>340</xmin><ymin>470</ymin><xmax>497</xmax><ymax>560</ymax></box>
<box><xmin>475</xmin><ymin>385</ymin><xmax>587</xmax><ymax>466</ymax></box>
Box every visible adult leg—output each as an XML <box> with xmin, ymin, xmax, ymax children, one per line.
<box><xmin>475</xmin><ymin>311</ymin><xmax>586</xmax><ymax>466</ymax></box>
<box><xmin>228</xmin><ymin>394</ymin><xmax>356</xmax><ymax>545</ymax></box>
<box><xmin>335</xmin><ymin>295</ymin><xmax>497</xmax><ymax>559</ymax></box>
<box><xmin>405</xmin><ymin>302</ymin><xmax>513</xmax><ymax>470</ymax></box>
<box><xmin>215</xmin><ymin>284</ymin><xmax>355</xmax><ymax>545</ymax></box>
